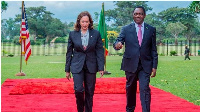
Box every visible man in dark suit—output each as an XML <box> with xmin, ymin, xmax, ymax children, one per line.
<box><xmin>65</xmin><ymin>11</ymin><xmax>104</xmax><ymax>112</ymax></box>
<box><xmin>113</xmin><ymin>6</ymin><xmax>158</xmax><ymax>112</ymax></box>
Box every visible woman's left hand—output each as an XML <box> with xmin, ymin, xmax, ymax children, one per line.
<box><xmin>99</xmin><ymin>71</ymin><xmax>104</xmax><ymax>78</ymax></box>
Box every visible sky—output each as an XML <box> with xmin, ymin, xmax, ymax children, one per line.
<box><xmin>1</xmin><ymin>1</ymin><xmax>194</xmax><ymax>23</ymax></box>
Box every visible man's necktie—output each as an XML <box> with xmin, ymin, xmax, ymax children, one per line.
<box><xmin>138</xmin><ymin>25</ymin><xmax>142</xmax><ymax>46</ymax></box>
<box><xmin>83</xmin><ymin>46</ymin><xmax>87</xmax><ymax>50</ymax></box>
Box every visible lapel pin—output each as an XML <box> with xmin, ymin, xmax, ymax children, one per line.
<box><xmin>91</xmin><ymin>36</ymin><xmax>92</xmax><ymax>38</ymax></box>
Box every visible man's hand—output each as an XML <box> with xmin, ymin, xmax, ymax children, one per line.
<box><xmin>66</xmin><ymin>72</ymin><xmax>71</xmax><ymax>81</ymax></box>
<box><xmin>99</xmin><ymin>71</ymin><xmax>104</xmax><ymax>78</ymax></box>
<box><xmin>151</xmin><ymin>68</ymin><xmax>156</xmax><ymax>78</ymax></box>
<box><xmin>115</xmin><ymin>42</ymin><xmax>123</xmax><ymax>50</ymax></box>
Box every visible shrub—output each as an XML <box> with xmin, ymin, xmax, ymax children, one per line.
<box><xmin>12</xmin><ymin>36</ymin><xmax>20</xmax><ymax>45</ymax></box>
<box><xmin>35</xmin><ymin>41</ymin><xmax>42</xmax><ymax>45</ymax></box>
<box><xmin>2</xmin><ymin>50</ymin><xmax>8</xmax><ymax>54</ymax></box>
<box><xmin>30</xmin><ymin>40</ymin><xmax>36</xmax><ymax>45</ymax></box>
<box><xmin>159</xmin><ymin>53</ymin><xmax>165</xmax><ymax>56</ymax></box>
<box><xmin>117</xmin><ymin>53</ymin><xmax>123</xmax><ymax>56</ymax></box>
<box><xmin>7</xmin><ymin>54</ymin><xmax>14</xmax><ymax>57</ymax></box>
<box><xmin>170</xmin><ymin>51</ymin><xmax>177</xmax><ymax>56</ymax></box>
<box><xmin>55</xmin><ymin>37</ymin><xmax>67</xmax><ymax>43</ymax></box>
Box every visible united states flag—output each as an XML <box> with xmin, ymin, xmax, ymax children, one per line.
<box><xmin>19</xmin><ymin>2</ymin><xmax>31</xmax><ymax>64</ymax></box>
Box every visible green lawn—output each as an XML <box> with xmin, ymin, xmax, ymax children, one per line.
<box><xmin>1</xmin><ymin>56</ymin><xmax>200</xmax><ymax>105</ymax></box>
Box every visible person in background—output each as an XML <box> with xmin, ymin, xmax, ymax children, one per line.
<box><xmin>113</xmin><ymin>6</ymin><xmax>158</xmax><ymax>112</ymax></box>
<box><xmin>65</xmin><ymin>11</ymin><xmax>104</xmax><ymax>112</ymax></box>
<box><xmin>184</xmin><ymin>45</ymin><xmax>191</xmax><ymax>60</ymax></box>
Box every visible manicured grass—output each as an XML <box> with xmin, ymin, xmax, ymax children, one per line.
<box><xmin>1</xmin><ymin>56</ymin><xmax>200</xmax><ymax>105</ymax></box>
<box><xmin>150</xmin><ymin>56</ymin><xmax>200</xmax><ymax>105</ymax></box>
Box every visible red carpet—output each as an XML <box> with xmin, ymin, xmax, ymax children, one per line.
<box><xmin>9</xmin><ymin>78</ymin><xmax>126</xmax><ymax>94</ymax></box>
<box><xmin>2</xmin><ymin>78</ymin><xmax>200</xmax><ymax>112</ymax></box>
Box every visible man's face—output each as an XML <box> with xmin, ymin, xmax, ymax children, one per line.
<box><xmin>133</xmin><ymin>8</ymin><xmax>146</xmax><ymax>25</ymax></box>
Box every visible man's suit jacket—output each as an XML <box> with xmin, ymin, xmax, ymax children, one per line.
<box><xmin>114</xmin><ymin>23</ymin><xmax>158</xmax><ymax>74</ymax></box>
<box><xmin>65</xmin><ymin>29</ymin><xmax>104</xmax><ymax>74</ymax></box>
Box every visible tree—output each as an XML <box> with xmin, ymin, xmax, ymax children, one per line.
<box><xmin>187</xmin><ymin>20</ymin><xmax>200</xmax><ymax>39</ymax></box>
<box><xmin>15</xmin><ymin>6</ymin><xmax>67</xmax><ymax>42</ymax></box>
<box><xmin>7</xmin><ymin>18</ymin><xmax>20</xmax><ymax>39</ymax></box>
<box><xmin>15</xmin><ymin>6</ymin><xmax>51</xmax><ymax>39</ymax></box>
<box><xmin>1</xmin><ymin>18</ymin><xmax>20</xmax><ymax>40</ymax></box>
<box><xmin>27</xmin><ymin>6</ymin><xmax>53</xmax><ymax>40</ymax></box>
<box><xmin>45</xmin><ymin>18</ymin><xmax>65</xmax><ymax>42</ymax></box>
<box><xmin>1</xmin><ymin>19</ymin><xmax>7</xmax><ymax>40</ymax></box>
<box><xmin>94</xmin><ymin>12</ymin><xmax>100</xmax><ymax>23</ymax></box>
<box><xmin>105</xmin><ymin>1</ymin><xmax>152</xmax><ymax>27</ymax></box>
<box><xmin>166</xmin><ymin>22</ymin><xmax>187</xmax><ymax>45</ymax></box>
<box><xmin>1</xmin><ymin>1</ymin><xmax>8</xmax><ymax>13</ymax></box>
<box><xmin>145</xmin><ymin>13</ymin><xmax>166</xmax><ymax>41</ymax></box>
<box><xmin>158</xmin><ymin>7</ymin><xmax>198</xmax><ymax>40</ymax></box>
<box><xmin>189</xmin><ymin>1</ymin><xmax>200</xmax><ymax>13</ymax></box>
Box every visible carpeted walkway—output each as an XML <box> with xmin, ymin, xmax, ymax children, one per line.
<box><xmin>9</xmin><ymin>78</ymin><xmax>127</xmax><ymax>94</ymax></box>
<box><xmin>1</xmin><ymin>78</ymin><xmax>200</xmax><ymax>112</ymax></box>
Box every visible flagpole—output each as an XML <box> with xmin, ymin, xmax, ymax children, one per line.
<box><xmin>15</xmin><ymin>1</ymin><xmax>26</xmax><ymax>76</ymax></box>
<box><xmin>103</xmin><ymin>3</ymin><xmax>106</xmax><ymax>71</ymax></box>
<box><xmin>20</xmin><ymin>1</ymin><xmax>23</xmax><ymax>73</ymax></box>
<box><xmin>102</xmin><ymin>3</ymin><xmax>111</xmax><ymax>75</ymax></box>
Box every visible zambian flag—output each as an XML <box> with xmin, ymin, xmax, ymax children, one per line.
<box><xmin>98</xmin><ymin>3</ymin><xmax>108</xmax><ymax>56</ymax></box>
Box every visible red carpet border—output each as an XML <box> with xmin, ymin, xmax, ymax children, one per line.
<box><xmin>2</xmin><ymin>78</ymin><xmax>200</xmax><ymax>112</ymax></box>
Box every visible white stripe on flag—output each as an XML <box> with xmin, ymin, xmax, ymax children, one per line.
<box><xmin>22</xmin><ymin>31</ymin><xmax>26</xmax><ymax>34</ymax></box>
<box><xmin>22</xmin><ymin>25</ymin><xmax>26</xmax><ymax>28</ymax></box>
<box><xmin>25</xmin><ymin>47</ymin><xmax>31</xmax><ymax>56</ymax></box>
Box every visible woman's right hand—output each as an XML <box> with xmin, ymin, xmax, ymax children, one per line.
<box><xmin>66</xmin><ymin>72</ymin><xmax>71</xmax><ymax>81</ymax></box>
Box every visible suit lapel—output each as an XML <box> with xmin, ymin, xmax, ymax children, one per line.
<box><xmin>130</xmin><ymin>23</ymin><xmax>138</xmax><ymax>41</ymax></box>
<box><xmin>141</xmin><ymin>23</ymin><xmax>149</xmax><ymax>46</ymax></box>
<box><xmin>75</xmin><ymin>30</ymin><xmax>84</xmax><ymax>51</ymax></box>
<box><xmin>130</xmin><ymin>23</ymin><xmax>140</xmax><ymax>46</ymax></box>
<box><xmin>130</xmin><ymin>23</ymin><xmax>137</xmax><ymax>35</ymax></box>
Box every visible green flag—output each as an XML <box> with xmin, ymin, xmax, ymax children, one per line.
<box><xmin>98</xmin><ymin>3</ymin><xmax>108</xmax><ymax>56</ymax></box>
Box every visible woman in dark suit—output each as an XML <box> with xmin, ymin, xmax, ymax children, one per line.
<box><xmin>65</xmin><ymin>11</ymin><xmax>104</xmax><ymax>112</ymax></box>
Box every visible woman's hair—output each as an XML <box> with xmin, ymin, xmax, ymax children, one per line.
<box><xmin>74</xmin><ymin>11</ymin><xmax>94</xmax><ymax>31</ymax></box>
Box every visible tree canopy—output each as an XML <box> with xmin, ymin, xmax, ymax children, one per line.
<box><xmin>14</xmin><ymin>6</ymin><xmax>68</xmax><ymax>42</ymax></box>
<box><xmin>189</xmin><ymin>1</ymin><xmax>200</xmax><ymax>13</ymax></box>
<box><xmin>105</xmin><ymin>1</ymin><xmax>152</xmax><ymax>27</ymax></box>
<box><xmin>1</xmin><ymin>1</ymin><xmax>8</xmax><ymax>13</ymax></box>
<box><xmin>166</xmin><ymin>22</ymin><xmax>187</xmax><ymax>44</ymax></box>
<box><xmin>158</xmin><ymin>7</ymin><xmax>198</xmax><ymax>40</ymax></box>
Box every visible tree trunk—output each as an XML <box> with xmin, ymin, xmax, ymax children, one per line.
<box><xmin>46</xmin><ymin>35</ymin><xmax>50</xmax><ymax>43</ymax></box>
<box><xmin>175</xmin><ymin>37</ymin><xmax>178</xmax><ymax>46</ymax></box>
<box><xmin>33</xmin><ymin>33</ymin><xmax>37</xmax><ymax>42</ymax></box>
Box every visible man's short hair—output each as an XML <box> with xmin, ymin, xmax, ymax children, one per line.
<box><xmin>133</xmin><ymin>6</ymin><xmax>146</xmax><ymax>15</ymax></box>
